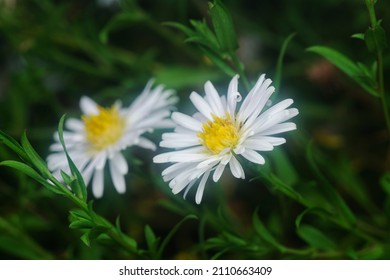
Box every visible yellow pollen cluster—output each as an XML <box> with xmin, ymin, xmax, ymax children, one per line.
<box><xmin>82</xmin><ymin>106</ymin><xmax>125</xmax><ymax>151</ymax></box>
<box><xmin>197</xmin><ymin>114</ymin><xmax>239</xmax><ymax>154</ymax></box>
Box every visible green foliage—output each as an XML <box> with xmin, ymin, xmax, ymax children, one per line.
<box><xmin>307</xmin><ymin>46</ymin><xmax>379</xmax><ymax>97</ymax></box>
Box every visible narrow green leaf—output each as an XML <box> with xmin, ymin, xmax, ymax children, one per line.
<box><xmin>351</xmin><ymin>33</ymin><xmax>365</xmax><ymax>40</ymax></box>
<box><xmin>297</xmin><ymin>225</ymin><xmax>336</xmax><ymax>251</ymax></box>
<box><xmin>80</xmin><ymin>231</ymin><xmax>91</xmax><ymax>247</ymax></box>
<box><xmin>0</xmin><ymin>160</ymin><xmax>63</xmax><ymax>195</ymax></box>
<box><xmin>157</xmin><ymin>214</ymin><xmax>198</xmax><ymax>257</ymax></box>
<box><xmin>163</xmin><ymin>21</ymin><xmax>195</xmax><ymax>37</ymax></box>
<box><xmin>307</xmin><ymin>46</ymin><xmax>379</xmax><ymax>97</ymax></box>
<box><xmin>380</xmin><ymin>172</ymin><xmax>390</xmax><ymax>196</ymax></box>
<box><xmin>274</xmin><ymin>33</ymin><xmax>296</xmax><ymax>96</ymax></box>
<box><xmin>307</xmin><ymin>46</ymin><xmax>359</xmax><ymax>78</ymax></box>
<box><xmin>252</xmin><ymin>210</ymin><xmax>286</xmax><ymax>253</ymax></box>
<box><xmin>306</xmin><ymin>141</ymin><xmax>357</xmax><ymax>227</ymax></box>
<box><xmin>190</xmin><ymin>19</ymin><xmax>220</xmax><ymax>50</ymax></box>
<box><xmin>200</xmin><ymin>46</ymin><xmax>236</xmax><ymax>76</ymax></box>
<box><xmin>60</xmin><ymin>170</ymin><xmax>74</xmax><ymax>186</ymax></box>
<box><xmin>58</xmin><ymin>115</ymin><xmax>87</xmax><ymax>201</ymax></box>
<box><xmin>99</xmin><ymin>11</ymin><xmax>147</xmax><ymax>43</ymax></box>
<box><xmin>0</xmin><ymin>130</ymin><xmax>28</xmax><ymax>161</ymax></box>
<box><xmin>295</xmin><ymin>208</ymin><xmax>332</xmax><ymax>229</ymax></box>
<box><xmin>208</xmin><ymin>0</ymin><xmax>238</xmax><ymax>52</ymax></box>
<box><xmin>69</xmin><ymin>219</ymin><xmax>94</xmax><ymax>230</ymax></box>
<box><xmin>365</xmin><ymin>25</ymin><xmax>387</xmax><ymax>52</ymax></box>
<box><xmin>145</xmin><ymin>225</ymin><xmax>158</xmax><ymax>251</ymax></box>
<box><xmin>21</xmin><ymin>132</ymin><xmax>51</xmax><ymax>178</ymax></box>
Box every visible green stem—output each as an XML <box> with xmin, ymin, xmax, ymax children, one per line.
<box><xmin>231</xmin><ymin>53</ymin><xmax>251</xmax><ymax>91</ymax></box>
<box><xmin>365</xmin><ymin>0</ymin><xmax>390</xmax><ymax>134</ymax></box>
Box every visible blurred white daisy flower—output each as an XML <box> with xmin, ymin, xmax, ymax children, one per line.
<box><xmin>47</xmin><ymin>81</ymin><xmax>177</xmax><ymax>198</ymax></box>
<box><xmin>153</xmin><ymin>74</ymin><xmax>298</xmax><ymax>204</ymax></box>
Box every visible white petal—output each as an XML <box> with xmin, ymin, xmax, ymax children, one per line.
<box><xmin>195</xmin><ymin>170</ymin><xmax>211</xmax><ymax>204</ymax></box>
<box><xmin>172</xmin><ymin>112</ymin><xmax>202</xmax><ymax>131</ymax></box>
<box><xmin>66</xmin><ymin>118</ymin><xmax>84</xmax><ymax>132</ymax></box>
<box><xmin>111</xmin><ymin>153</ymin><xmax>128</xmax><ymax>174</ymax></box>
<box><xmin>80</xmin><ymin>96</ymin><xmax>99</xmax><ymax>115</ymax></box>
<box><xmin>204</xmin><ymin>81</ymin><xmax>224</xmax><ymax>116</ymax></box>
<box><xmin>153</xmin><ymin>147</ymin><xmax>204</xmax><ymax>163</ymax></box>
<box><xmin>109</xmin><ymin>160</ymin><xmax>126</xmax><ymax>194</ymax></box>
<box><xmin>241</xmin><ymin>149</ymin><xmax>265</xmax><ymax>164</ymax></box>
<box><xmin>249</xmin><ymin>136</ymin><xmax>286</xmax><ymax>146</ymax></box>
<box><xmin>95</xmin><ymin>152</ymin><xmax>107</xmax><ymax>170</ymax></box>
<box><xmin>243</xmin><ymin>139</ymin><xmax>274</xmax><ymax>151</ymax></box>
<box><xmin>190</xmin><ymin>91</ymin><xmax>213</xmax><ymax>120</ymax></box>
<box><xmin>196</xmin><ymin>157</ymin><xmax>219</xmax><ymax>169</ymax></box>
<box><xmin>183</xmin><ymin>180</ymin><xmax>196</xmax><ymax>200</ymax></box>
<box><xmin>92</xmin><ymin>169</ymin><xmax>104</xmax><ymax>198</ymax></box>
<box><xmin>260</xmin><ymin>122</ymin><xmax>297</xmax><ymax>136</ymax></box>
<box><xmin>136</xmin><ymin>137</ymin><xmax>156</xmax><ymax>151</ymax></box>
<box><xmin>229</xmin><ymin>155</ymin><xmax>245</xmax><ymax>179</ymax></box>
<box><xmin>227</xmin><ymin>75</ymin><xmax>241</xmax><ymax>117</ymax></box>
<box><xmin>213</xmin><ymin>163</ymin><xmax>226</xmax><ymax>182</ymax></box>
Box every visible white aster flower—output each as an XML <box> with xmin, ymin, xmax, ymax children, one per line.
<box><xmin>47</xmin><ymin>81</ymin><xmax>177</xmax><ymax>198</ymax></box>
<box><xmin>153</xmin><ymin>74</ymin><xmax>298</xmax><ymax>204</ymax></box>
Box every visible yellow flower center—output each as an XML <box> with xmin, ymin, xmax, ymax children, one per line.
<box><xmin>82</xmin><ymin>106</ymin><xmax>125</xmax><ymax>151</ymax></box>
<box><xmin>197</xmin><ymin>114</ymin><xmax>239</xmax><ymax>154</ymax></box>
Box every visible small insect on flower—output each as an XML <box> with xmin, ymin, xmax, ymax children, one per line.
<box><xmin>47</xmin><ymin>81</ymin><xmax>177</xmax><ymax>198</ymax></box>
<box><xmin>153</xmin><ymin>74</ymin><xmax>298</xmax><ymax>204</ymax></box>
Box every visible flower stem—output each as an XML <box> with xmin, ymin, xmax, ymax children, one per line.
<box><xmin>364</xmin><ymin>0</ymin><xmax>390</xmax><ymax>135</ymax></box>
<box><xmin>231</xmin><ymin>52</ymin><xmax>251</xmax><ymax>91</ymax></box>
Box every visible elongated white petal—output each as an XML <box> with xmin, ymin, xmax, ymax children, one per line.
<box><xmin>213</xmin><ymin>163</ymin><xmax>226</xmax><ymax>182</ymax></box>
<box><xmin>109</xmin><ymin>160</ymin><xmax>126</xmax><ymax>194</ymax></box>
<box><xmin>172</xmin><ymin>112</ymin><xmax>202</xmax><ymax>131</ymax></box>
<box><xmin>260</xmin><ymin>122</ymin><xmax>297</xmax><ymax>135</ymax></box>
<box><xmin>190</xmin><ymin>91</ymin><xmax>213</xmax><ymax>120</ymax></box>
<box><xmin>229</xmin><ymin>155</ymin><xmax>245</xmax><ymax>179</ymax></box>
<box><xmin>241</xmin><ymin>149</ymin><xmax>265</xmax><ymax>164</ymax></box>
<box><xmin>195</xmin><ymin>171</ymin><xmax>211</xmax><ymax>204</ymax></box>
<box><xmin>80</xmin><ymin>96</ymin><xmax>99</xmax><ymax>115</ymax></box>
<box><xmin>66</xmin><ymin>118</ymin><xmax>84</xmax><ymax>132</ymax></box>
<box><xmin>243</xmin><ymin>139</ymin><xmax>274</xmax><ymax>151</ymax></box>
<box><xmin>92</xmin><ymin>169</ymin><xmax>104</xmax><ymax>198</ymax></box>
<box><xmin>111</xmin><ymin>152</ymin><xmax>128</xmax><ymax>174</ymax></box>
<box><xmin>204</xmin><ymin>81</ymin><xmax>224</xmax><ymax>116</ymax></box>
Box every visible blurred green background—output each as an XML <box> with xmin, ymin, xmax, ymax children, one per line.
<box><xmin>1</xmin><ymin>0</ymin><xmax>390</xmax><ymax>259</ymax></box>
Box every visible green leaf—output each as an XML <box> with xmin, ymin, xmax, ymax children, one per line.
<box><xmin>190</xmin><ymin>19</ymin><xmax>220</xmax><ymax>50</ymax></box>
<box><xmin>351</xmin><ymin>33</ymin><xmax>365</xmax><ymax>40</ymax></box>
<box><xmin>200</xmin><ymin>46</ymin><xmax>236</xmax><ymax>76</ymax></box>
<box><xmin>0</xmin><ymin>160</ymin><xmax>63</xmax><ymax>195</ymax></box>
<box><xmin>365</xmin><ymin>25</ymin><xmax>387</xmax><ymax>52</ymax></box>
<box><xmin>252</xmin><ymin>210</ymin><xmax>286</xmax><ymax>253</ymax></box>
<box><xmin>380</xmin><ymin>172</ymin><xmax>390</xmax><ymax>196</ymax></box>
<box><xmin>307</xmin><ymin>46</ymin><xmax>379</xmax><ymax>97</ymax></box>
<box><xmin>69</xmin><ymin>219</ymin><xmax>94</xmax><ymax>230</ymax></box>
<box><xmin>307</xmin><ymin>46</ymin><xmax>359</xmax><ymax>78</ymax></box>
<box><xmin>157</xmin><ymin>214</ymin><xmax>198</xmax><ymax>257</ymax></box>
<box><xmin>0</xmin><ymin>130</ymin><xmax>28</xmax><ymax>161</ymax></box>
<box><xmin>99</xmin><ymin>11</ymin><xmax>147</xmax><ymax>44</ymax></box>
<box><xmin>80</xmin><ymin>231</ymin><xmax>91</xmax><ymax>247</ymax></box>
<box><xmin>271</xmin><ymin>148</ymin><xmax>299</xmax><ymax>186</ymax></box>
<box><xmin>295</xmin><ymin>208</ymin><xmax>332</xmax><ymax>229</ymax></box>
<box><xmin>274</xmin><ymin>33</ymin><xmax>296</xmax><ymax>96</ymax></box>
<box><xmin>306</xmin><ymin>141</ymin><xmax>357</xmax><ymax>227</ymax></box>
<box><xmin>57</xmin><ymin>115</ymin><xmax>87</xmax><ymax>201</ymax></box>
<box><xmin>145</xmin><ymin>225</ymin><xmax>159</xmax><ymax>252</ymax></box>
<box><xmin>20</xmin><ymin>132</ymin><xmax>52</xmax><ymax>178</ymax></box>
<box><xmin>163</xmin><ymin>21</ymin><xmax>195</xmax><ymax>37</ymax></box>
<box><xmin>297</xmin><ymin>225</ymin><xmax>336</xmax><ymax>251</ymax></box>
<box><xmin>208</xmin><ymin>0</ymin><xmax>238</xmax><ymax>52</ymax></box>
